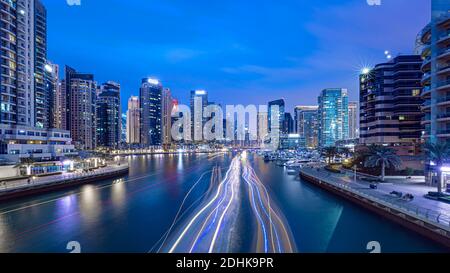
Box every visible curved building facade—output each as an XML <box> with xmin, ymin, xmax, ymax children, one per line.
<box><xmin>420</xmin><ymin>15</ymin><xmax>450</xmax><ymax>144</ymax></box>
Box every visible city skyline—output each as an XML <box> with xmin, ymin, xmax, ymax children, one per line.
<box><xmin>42</xmin><ymin>0</ymin><xmax>430</xmax><ymax>113</ymax></box>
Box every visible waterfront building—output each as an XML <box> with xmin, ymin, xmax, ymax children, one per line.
<box><xmin>0</xmin><ymin>1</ymin><xmax>78</xmax><ymax>164</ymax></box>
<box><xmin>294</xmin><ymin>106</ymin><xmax>319</xmax><ymax>149</ymax></box>
<box><xmin>268</xmin><ymin>99</ymin><xmax>285</xmax><ymax>140</ymax></box>
<box><xmin>257</xmin><ymin>111</ymin><xmax>269</xmax><ymax>145</ymax></box>
<box><xmin>419</xmin><ymin>3</ymin><xmax>450</xmax><ymax>186</ymax></box>
<box><xmin>283</xmin><ymin>112</ymin><xmax>294</xmax><ymax>134</ymax></box>
<box><xmin>280</xmin><ymin>134</ymin><xmax>304</xmax><ymax>150</ymax></box>
<box><xmin>64</xmin><ymin>66</ymin><xmax>97</xmax><ymax>150</ymax></box>
<box><xmin>0</xmin><ymin>124</ymin><xmax>76</xmax><ymax>164</ymax></box>
<box><xmin>44</xmin><ymin>62</ymin><xmax>61</xmax><ymax>129</ymax></box>
<box><xmin>121</xmin><ymin>113</ymin><xmax>127</xmax><ymax>144</ymax></box>
<box><xmin>126</xmin><ymin>96</ymin><xmax>140</xmax><ymax>144</ymax></box>
<box><xmin>360</xmin><ymin>55</ymin><xmax>423</xmax><ymax>156</ymax></box>
<box><xmin>34</xmin><ymin>0</ymin><xmax>48</xmax><ymax>129</ymax></box>
<box><xmin>348</xmin><ymin>102</ymin><xmax>359</xmax><ymax>140</ymax></box>
<box><xmin>420</xmin><ymin>6</ymin><xmax>450</xmax><ymax>145</ymax></box>
<box><xmin>140</xmin><ymin>78</ymin><xmax>162</xmax><ymax>146</ymax></box>
<box><xmin>318</xmin><ymin>88</ymin><xmax>349</xmax><ymax>147</ymax></box>
<box><xmin>96</xmin><ymin>82</ymin><xmax>121</xmax><ymax>149</ymax></box>
<box><xmin>0</xmin><ymin>0</ymin><xmax>48</xmax><ymax>127</ymax></box>
<box><xmin>190</xmin><ymin>90</ymin><xmax>208</xmax><ymax>142</ymax></box>
<box><xmin>162</xmin><ymin>88</ymin><xmax>173</xmax><ymax>146</ymax></box>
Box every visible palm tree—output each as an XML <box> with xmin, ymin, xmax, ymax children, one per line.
<box><xmin>322</xmin><ymin>147</ymin><xmax>338</xmax><ymax>164</ymax></box>
<box><xmin>424</xmin><ymin>142</ymin><xmax>450</xmax><ymax>194</ymax></box>
<box><xmin>364</xmin><ymin>145</ymin><xmax>402</xmax><ymax>182</ymax></box>
<box><xmin>338</xmin><ymin>147</ymin><xmax>352</xmax><ymax>158</ymax></box>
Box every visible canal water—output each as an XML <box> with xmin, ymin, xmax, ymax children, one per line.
<box><xmin>0</xmin><ymin>153</ymin><xmax>445</xmax><ymax>253</ymax></box>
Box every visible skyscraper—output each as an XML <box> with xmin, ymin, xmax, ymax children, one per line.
<box><xmin>348</xmin><ymin>102</ymin><xmax>359</xmax><ymax>140</ymax></box>
<box><xmin>359</xmin><ymin>55</ymin><xmax>423</xmax><ymax>154</ymax></box>
<box><xmin>190</xmin><ymin>90</ymin><xmax>208</xmax><ymax>142</ymax></box>
<box><xmin>318</xmin><ymin>88</ymin><xmax>349</xmax><ymax>147</ymax></box>
<box><xmin>126</xmin><ymin>96</ymin><xmax>140</xmax><ymax>145</ymax></box>
<box><xmin>268</xmin><ymin>99</ymin><xmax>285</xmax><ymax>134</ymax></box>
<box><xmin>96</xmin><ymin>82</ymin><xmax>121</xmax><ymax>149</ymax></box>
<box><xmin>257</xmin><ymin>111</ymin><xmax>268</xmax><ymax>144</ymax></box>
<box><xmin>64</xmin><ymin>66</ymin><xmax>97</xmax><ymax>150</ymax></box>
<box><xmin>140</xmin><ymin>78</ymin><xmax>162</xmax><ymax>146</ymax></box>
<box><xmin>34</xmin><ymin>0</ymin><xmax>47</xmax><ymax>128</ymax></box>
<box><xmin>420</xmin><ymin>5</ymin><xmax>450</xmax><ymax>145</ymax></box>
<box><xmin>44</xmin><ymin>62</ymin><xmax>60</xmax><ymax>129</ymax></box>
<box><xmin>283</xmin><ymin>112</ymin><xmax>294</xmax><ymax>134</ymax></box>
<box><xmin>0</xmin><ymin>1</ymin><xmax>75</xmax><ymax>163</ymax></box>
<box><xmin>162</xmin><ymin>88</ymin><xmax>173</xmax><ymax>146</ymax></box>
<box><xmin>0</xmin><ymin>0</ymin><xmax>47</xmax><ymax>127</ymax></box>
<box><xmin>294</xmin><ymin>106</ymin><xmax>319</xmax><ymax>149</ymax></box>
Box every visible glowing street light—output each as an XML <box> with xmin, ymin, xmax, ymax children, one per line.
<box><xmin>361</xmin><ymin>67</ymin><xmax>371</xmax><ymax>75</ymax></box>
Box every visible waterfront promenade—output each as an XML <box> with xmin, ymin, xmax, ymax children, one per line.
<box><xmin>0</xmin><ymin>163</ymin><xmax>129</xmax><ymax>200</ymax></box>
<box><xmin>301</xmin><ymin>167</ymin><xmax>450</xmax><ymax>229</ymax></box>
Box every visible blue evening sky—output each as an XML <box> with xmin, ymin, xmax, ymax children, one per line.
<box><xmin>42</xmin><ymin>0</ymin><xmax>430</xmax><ymax>113</ymax></box>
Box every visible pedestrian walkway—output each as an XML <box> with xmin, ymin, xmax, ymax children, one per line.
<box><xmin>301</xmin><ymin>167</ymin><xmax>450</xmax><ymax>230</ymax></box>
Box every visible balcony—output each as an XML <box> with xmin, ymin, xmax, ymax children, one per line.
<box><xmin>438</xmin><ymin>48</ymin><xmax>450</xmax><ymax>61</ymax></box>
<box><xmin>437</xmin><ymin>96</ymin><xmax>450</xmax><ymax>105</ymax></box>
<box><xmin>421</xmin><ymin>72</ymin><xmax>431</xmax><ymax>85</ymax></box>
<box><xmin>421</xmin><ymin>56</ymin><xmax>432</xmax><ymax>72</ymax></box>
<box><xmin>438</xmin><ymin>31</ymin><xmax>450</xmax><ymax>45</ymax></box>
<box><xmin>421</xmin><ymin>115</ymin><xmax>431</xmax><ymax>125</ymax></box>
<box><xmin>438</xmin><ymin>64</ymin><xmax>450</xmax><ymax>75</ymax></box>
<box><xmin>437</xmin><ymin>113</ymin><xmax>450</xmax><ymax>122</ymax></box>
<box><xmin>422</xmin><ymin>86</ymin><xmax>432</xmax><ymax>97</ymax></box>
<box><xmin>437</xmin><ymin>80</ymin><xmax>450</xmax><ymax>91</ymax></box>
<box><xmin>421</xmin><ymin>100</ymin><xmax>432</xmax><ymax>109</ymax></box>
<box><xmin>437</xmin><ymin>130</ymin><xmax>450</xmax><ymax>137</ymax></box>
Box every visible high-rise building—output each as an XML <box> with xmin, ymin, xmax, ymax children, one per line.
<box><xmin>0</xmin><ymin>0</ymin><xmax>48</xmax><ymax>127</ymax></box>
<box><xmin>162</xmin><ymin>88</ymin><xmax>173</xmax><ymax>145</ymax></box>
<box><xmin>64</xmin><ymin>66</ymin><xmax>97</xmax><ymax>150</ymax></box>
<box><xmin>419</xmin><ymin>3</ymin><xmax>449</xmax><ymax>186</ymax></box>
<box><xmin>0</xmin><ymin>1</ymin><xmax>75</xmax><ymax>163</ymax></box>
<box><xmin>34</xmin><ymin>0</ymin><xmax>47</xmax><ymax>128</ymax></box>
<box><xmin>140</xmin><ymin>78</ymin><xmax>162</xmax><ymax>146</ymax></box>
<box><xmin>121</xmin><ymin>113</ymin><xmax>127</xmax><ymax>144</ymax></box>
<box><xmin>283</xmin><ymin>113</ymin><xmax>294</xmax><ymax>134</ymax></box>
<box><xmin>348</xmin><ymin>102</ymin><xmax>359</xmax><ymax>140</ymax></box>
<box><xmin>190</xmin><ymin>90</ymin><xmax>208</xmax><ymax>142</ymax></box>
<box><xmin>294</xmin><ymin>106</ymin><xmax>319</xmax><ymax>149</ymax></box>
<box><xmin>420</xmin><ymin>5</ymin><xmax>450</xmax><ymax>145</ymax></box>
<box><xmin>126</xmin><ymin>96</ymin><xmax>140</xmax><ymax>144</ymax></box>
<box><xmin>257</xmin><ymin>111</ymin><xmax>268</xmax><ymax>144</ymax></box>
<box><xmin>318</xmin><ymin>88</ymin><xmax>349</xmax><ymax>147</ymax></box>
<box><xmin>44</xmin><ymin>62</ymin><xmax>60</xmax><ymax>129</ymax></box>
<box><xmin>360</xmin><ymin>55</ymin><xmax>423</xmax><ymax>155</ymax></box>
<box><xmin>268</xmin><ymin>99</ymin><xmax>285</xmax><ymax>134</ymax></box>
<box><xmin>96</xmin><ymin>82</ymin><xmax>121</xmax><ymax>149</ymax></box>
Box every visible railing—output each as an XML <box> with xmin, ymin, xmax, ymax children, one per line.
<box><xmin>438</xmin><ymin>80</ymin><xmax>450</xmax><ymax>88</ymax></box>
<box><xmin>438</xmin><ymin>48</ymin><xmax>450</xmax><ymax>56</ymax></box>
<box><xmin>437</xmin><ymin>113</ymin><xmax>450</xmax><ymax>119</ymax></box>
<box><xmin>437</xmin><ymin>130</ymin><xmax>450</xmax><ymax>135</ymax></box>
<box><xmin>301</xmin><ymin>167</ymin><xmax>450</xmax><ymax>230</ymax></box>
<box><xmin>437</xmin><ymin>96</ymin><xmax>450</xmax><ymax>103</ymax></box>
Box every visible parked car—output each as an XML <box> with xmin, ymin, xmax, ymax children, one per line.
<box><xmin>369</xmin><ymin>183</ymin><xmax>378</xmax><ymax>189</ymax></box>
<box><xmin>390</xmin><ymin>191</ymin><xmax>403</xmax><ymax>198</ymax></box>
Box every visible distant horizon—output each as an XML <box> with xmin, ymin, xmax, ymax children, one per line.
<box><xmin>43</xmin><ymin>0</ymin><xmax>430</xmax><ymax>113</ymax></box>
